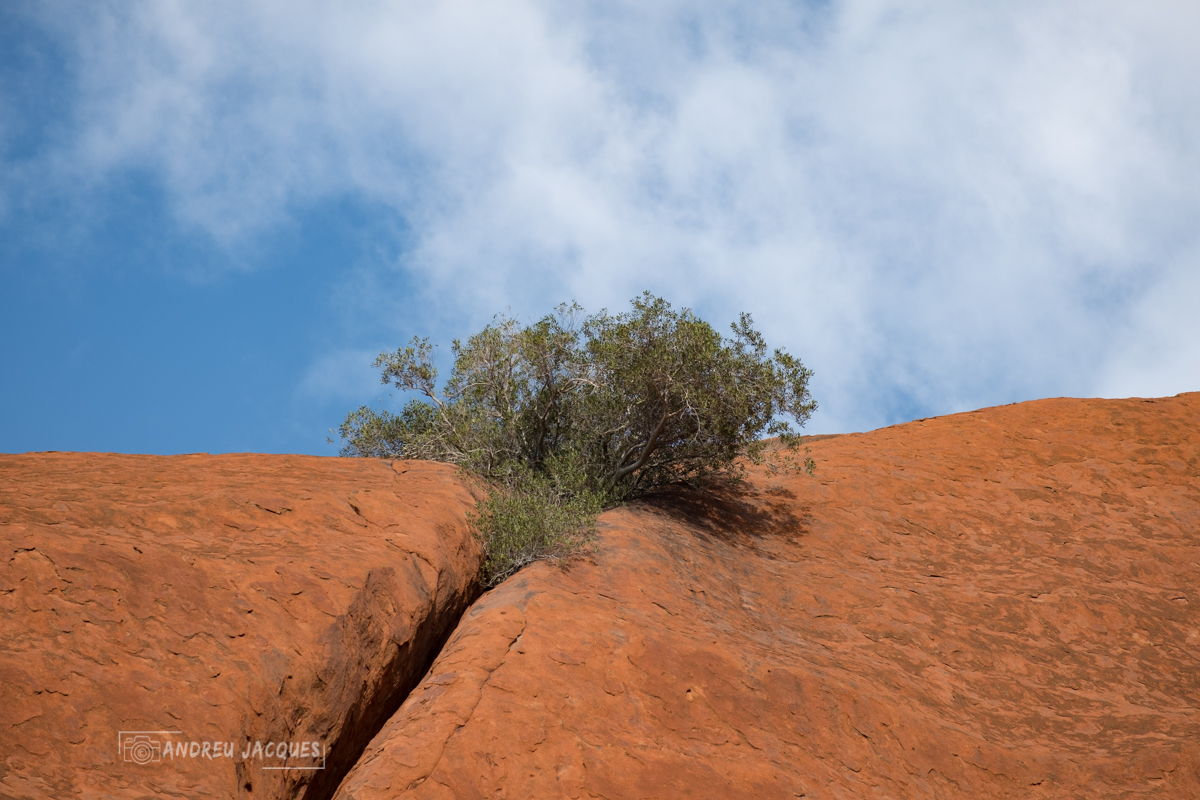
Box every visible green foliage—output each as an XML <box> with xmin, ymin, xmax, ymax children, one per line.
<box><xmin>468</xmin><ymin>456</ymin><xmax>608</xmax><ymax>586</ymax></box>
<box><xmin>339</xmin><ymin>293</ymin><xmax>816</xmax><ymax>585</ymax></box>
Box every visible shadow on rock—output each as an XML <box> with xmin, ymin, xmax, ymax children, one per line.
<box><xmin>634</xmin><ymin>478</ymin><xmax>812</xmax><ymax>547</ymax></box>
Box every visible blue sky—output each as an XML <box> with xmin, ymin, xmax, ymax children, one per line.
<box><xmin>2</xmin><ymin>1</ymin><xmax>1198</xmax><ymax>456</ymax></box>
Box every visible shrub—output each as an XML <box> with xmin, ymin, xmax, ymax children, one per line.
<box><xmin>339</xmin><ymin>293</ymin><xmax>816</xmax><ymax>584</ymax></box>
<box><xmin>468</xmin><ymin>462</ymin><xmax>606</xmax><ymax>586</ymax></box>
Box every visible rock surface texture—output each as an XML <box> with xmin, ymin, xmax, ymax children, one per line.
<box><xmin>335</xmin><ymin>394</ymin><xmax>1200</xmax><ymax>799</ymax></box>
<box><xmin>0</xmin><ymin>455</ymin><xmax>482</xmax><ymax>800</ymax></box>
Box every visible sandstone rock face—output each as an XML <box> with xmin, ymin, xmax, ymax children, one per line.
<box><xmin>335</xmin><ymin>394</ymin><xmax>1200</xmax><ymax>799</ymax></box>
<box><xmin>0</xmin><ymin>455</ymin><xmax>481</xmax><ymax>800</ymax></box>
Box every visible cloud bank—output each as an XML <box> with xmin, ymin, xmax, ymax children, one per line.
<box><xmin>10</xmin><ymin>0</ymin><xmax>1200</xmax><ymax>434</ymax></box>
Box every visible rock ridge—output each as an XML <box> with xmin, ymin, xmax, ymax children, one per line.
<box><xmin>0</xmin><ymin>454</ymin><xmax>483</xmax><ymax>800</ymax></box>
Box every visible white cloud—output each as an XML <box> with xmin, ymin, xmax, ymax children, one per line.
<box><xmin>1095</xmin><ymin>255</ymin><xmax>1200</xmax><ymax>400</ymax></box>
<box><xmin>15</xmin><ymin>0</ymin><xmax>1200</xmax><ymax>432</ymax></box>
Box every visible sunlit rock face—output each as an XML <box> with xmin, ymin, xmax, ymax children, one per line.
<box><xmin>3</xmin><ymin>394</ymin><xmax>1198</xmax><ymax>799</ymax></box>
<box><xmin>335</xmin><ymin>394</ymin><xmax>1200</xmax><ymax>800</ymax></box>
<box><xmin>0</xmin><ymin>455</ymin><xmax>482</xmax><ymax>800</ymax></box>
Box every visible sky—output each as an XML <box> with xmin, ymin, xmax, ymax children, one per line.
<box><xmin>2</xmin><ymin>0</ymin><xmax>1198</xmax><ymax>456</ymax></box>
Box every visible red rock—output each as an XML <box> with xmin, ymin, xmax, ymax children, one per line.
<box><xmin>334</xmin><ymin>394</ymin><xmax>1200</xmax><ymax>799</ymax></box>
<box><xmin>0</xmin><ymin>454</ymin><xmax>482</xmax><ymax>800</ymax></box>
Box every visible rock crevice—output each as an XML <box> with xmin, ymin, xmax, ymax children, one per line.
<box><xmin>331</xmin><ymin>393</ymin><xmax>1200</xmax><ymax>799</ymax></box>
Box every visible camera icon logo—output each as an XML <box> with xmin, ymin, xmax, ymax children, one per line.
<box><xmin>120</xmin><ymin>733</ymin><xmax>164</xmax><ymax>765</ymax></box>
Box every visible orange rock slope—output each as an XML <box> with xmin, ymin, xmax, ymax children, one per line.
<box><xmin>0</xmin><ymin>455</ymin><xmax>482</xmax><ymax>800</ymax></box>
<box><xmin>336</xmin><ymin>394</ymin><xmax>1200</xmax><ymax>799</ymax></box>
